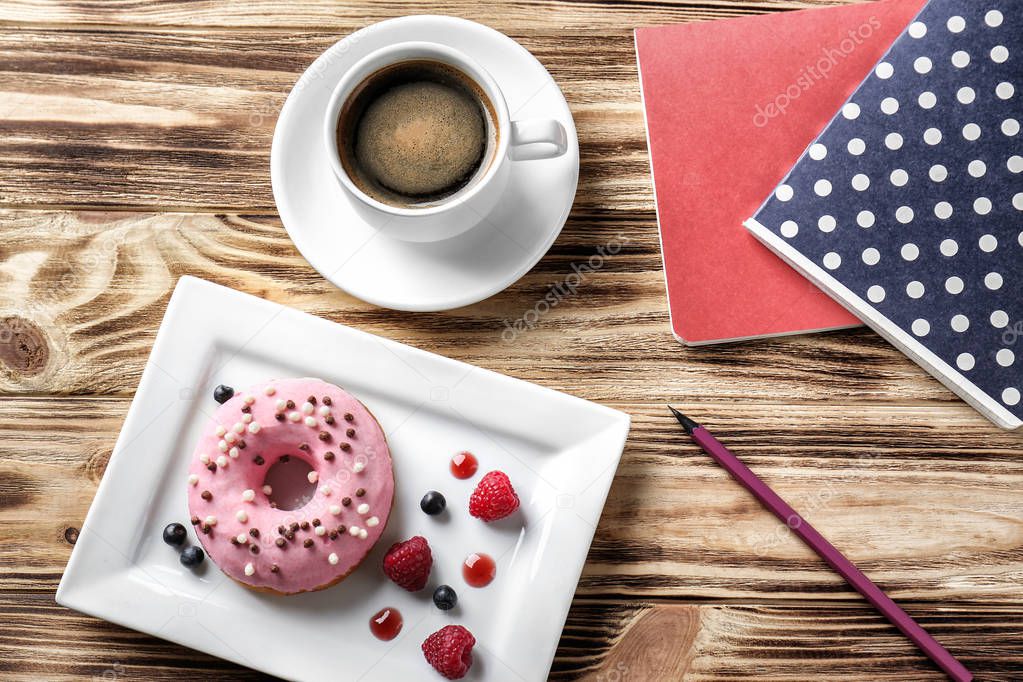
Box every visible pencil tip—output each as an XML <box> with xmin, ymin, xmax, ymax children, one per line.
<box><xmin>667</xmin><ymin>405</ymin><xmax>700</xmax><ymax>434</ymax></box>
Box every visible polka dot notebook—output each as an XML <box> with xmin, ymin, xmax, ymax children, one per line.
<box><xmin>745</xmin><ymin>0</ymin><xmax>1022</xmax><ymax>430</ymax></box>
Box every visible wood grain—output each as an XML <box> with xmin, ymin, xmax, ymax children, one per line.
<box><xmin>0</xmin><ymin>209</ymin><xmax>975</xmax><ymax>405</ymax></box>
<box><xmin>0</xmin><ymin>0</ymin><xmax>856</xmax><ymax>30</ymax></box>
<box><xmin>1</xmin><ymin>593</ymin><xmax>1019</xmax><ymax>681</ymax></box>
<box><xmin>0</xmin><ymin>28</ymin><xmax>650</xmax><ymax>211</ymax></box>
<box><xmin>1</xmin><ymin>1</ymin><xmax>1020</xmax><ymax>679</ymax></box>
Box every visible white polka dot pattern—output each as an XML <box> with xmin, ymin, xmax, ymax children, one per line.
<box><xmin>751</xmin><ymin>0</ymin><xmax>1022</xmax><ymax>423</ymax></box>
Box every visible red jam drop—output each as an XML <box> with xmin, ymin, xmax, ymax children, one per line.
<box><xmin>450</xmin><ymin>451</ymin><xmax>479</xmax><ymax>479</ymax></box>
<box><xmin>369</xmin><ymin>607</ymin><xmax>403</xmax><ymax>641</ymax></box>
<box><xmin>462</xmin><ymin>552</ymin><xmax>496</xmax><ymax>588</ymax></box>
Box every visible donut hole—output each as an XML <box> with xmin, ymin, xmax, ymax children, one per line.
<box><xmin>263</xmin><ymin>456</ymin><xmax>317</xmax><ymax>511</ymax></box>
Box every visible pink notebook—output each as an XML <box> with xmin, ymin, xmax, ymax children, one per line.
<box><xmin>636</xmin><ymin>0</ymin><xmax>925</xmax><ymax>345</ymax></box>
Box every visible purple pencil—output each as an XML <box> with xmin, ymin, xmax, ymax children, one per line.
<box><xmin>668</xmin><ymin>406</ymin><xmax>972</xmax><ymax>682</ymax></box>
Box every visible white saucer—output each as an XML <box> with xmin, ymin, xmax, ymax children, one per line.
<box><xmin>271</xmin><ymin>16</ymin><xmax>579</xmax><ymax>312</ymax></box>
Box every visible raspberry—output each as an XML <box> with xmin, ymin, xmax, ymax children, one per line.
<box><xmin>422</xmin><ymin>625</ymin><xmax>475</xmax><ymax>679</ymax></box>
<box><xmin>468</xmin><ymin>470</ymin><xmax>520</xmax><ymax>521</ymax></box>
<box><xmin>382</xmin><ymin>536</ymin><xmax>432</xmax><ymax>591</ymax></box>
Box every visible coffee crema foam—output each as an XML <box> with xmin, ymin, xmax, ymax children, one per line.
<box><xmin>355</xmin><ymin>81</ymin><xmax>485</xmax><ymax>196</ymax></box>
<box><xmin>337</xmin><ymin>60</ymin><xmax>497</xmax><ymax>208</ymax></box>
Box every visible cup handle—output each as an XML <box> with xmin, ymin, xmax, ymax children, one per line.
<box><xmin>509</xmin><ymin>119</ymin><xmax>568</xmax><ymax>160</ymax></box>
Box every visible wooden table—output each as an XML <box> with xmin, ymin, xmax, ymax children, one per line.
<box><xmin>1</xmin><ymin>1</ymin><xmax>1020</xmax><ymax>679</ymax></box>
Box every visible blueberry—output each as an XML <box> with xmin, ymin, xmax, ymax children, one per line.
<box><xmin>180</xmin><ymin>546</ymin><xmax>205</xmax><ymax>568</ymax></box>
<box><xmin>433</xmin><ymin>584</ymin><xmax>457</xmax><ymax>610</ymax></box>
<box><xmin>162</xmin><ymin>522</ymin><xmax>187</xmax><ymax>546</ymax></box>
<box><xmin>420</xmin><ymin>491</ymin><xmax>446</xmax><ymax>515</ymax></box>
<box><xmin>213</xmin><ymin>384</ymin><xmax>234</xmax><ymax>404</ymax></box>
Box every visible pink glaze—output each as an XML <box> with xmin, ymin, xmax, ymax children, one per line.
<box><xmin>186</xmin><ymin>378</ymin><xmax>394</xmax><ymax>593</ymax></box>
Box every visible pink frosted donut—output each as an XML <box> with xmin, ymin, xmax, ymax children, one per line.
<box><xmin>186</xmin><ymin>378</ymin><xmax>394</xmax><ymax>594</ymax></box>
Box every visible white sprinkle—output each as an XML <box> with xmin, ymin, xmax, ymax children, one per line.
<box><xmin>366</xmin><ymin>516</ymin><xmax>379</xmax><ymax>527</ymax></box>
<box><xmin>205</xmin><ymin>515</ymin><xmax>217</xmax><ymax>526</ymax></box>
<box><xmin>229</xmin><ymin>447</ymin><xmax>240</xmax><ymax>459</ymax></box>
<box><xmin>243</xmin><ymin>395</ymin><xmax>255</xmax><ymax>405</ymax></box>
<box><xmin>225</xmin><ymin>432</ymin><xmax>238</xmax><ymax>444</ymax></box>
<box><xmin>236</xmin><ymin>510</ymin><xmax>248</xmax><ymax>523</ymax></box>
<box><xmin>199</xmin><ymin>454</ymin><xmax>210</xmax><ymax>464</ymax></box>
<box><xmin>329</xmin><ymin>504</ymin><xmax>341</xmax><ymax>515</ymax></box>
<box><xmin>218</xmin><ymin>440</ymin><xmax>229</xmax><ymax>452</ymax></box>
<box><xmin>264</xmin><ymin>385</ymin><xmax>276</xmax><ymax>396</ymax></box>
<box><xmin>304</xmin><ymin>416</ymin><xmax>317</xmax><ymax>427</ymax></box>
<box><xmin>216</xmin><ymin>455</ymin><xmax>228</xmax><ymax>468</ymax></box>
<box><xmin>353</xmin><ymin>461</ymin><xmax>365</xmax><ymax>473</ymax></box>
<box><xmin>307</xmin><ymin>471</ymin><xmax>319</xmax><ymax>483</ymax></box>
<box><xmin>242</xmin><ymin>489</ymin><xmax>256</xmax><ymax>502</ymax></box>
<box><xmin>348</xmin><ymin>525</ymin><xmax>360</xmax><ymax>536</ymax></box>
<box><xmin>358</xmin><ymin>529</ymin><xmax>368</xmax><ymax>540</ymax></box>
<box><xmin>241</xmin><ymin>413</ymin><xmax>253</xmax><ymax>424</ymax></box>
<box><xmin>275</xmin><ymin>399</ymin><xmax>286</xmax><ymax>412</ymax></box>
<box><xmin>288</xmin><ymin>412</ymin><xmax>301</xmax><ymax>422</ymax></box>
<box><xmin>248</xmin><ymin>422</ymin><xmax>261</xmax><ymax>434</ymax></box>
<box><xmin>232</xmin><ymin>422</ymin><xmax>245</xmax><ymax>434</ymax></box>
<box><xmin>188</xmin><ymin>474</ymin><xmax>199</xmax><ymax>486</ymax></box>
<box><xmin>320</xmin><ymin>485</ymin><xmax>332</xmax><ymax>496</ymax></box>
<box><xmin>315</xmin><ymin>525</ymin><xmax>326</xmax><ymax>536</ymax></box>
<box><xmin>357</xmin><ymin>503</ymin><xmax>370</xmax><ymax>515</ymax></box>
<box><xmin>262</xmin><ymin>484</ymin><xmax>273</xmax><ymax>495</ymax></box>
<box><xmin>237</xmin><ymin>533</ymin><xmax>248</xmax><ymax>544</ymax></box>
<box><xmin>318</xmin><ymin>405</ymin><xmax>331</xmax><ymax>417</ymax></box>
<box><xmin>301</xmin><ymin>402</ymin><xmax>315</xmax><ymax>415</ymax></box>
<box><xmin>215</xmin><ymin>425</ymin><xmax>227</xmax><ymax>437</ymax></box>
<box><xmin>244</xmin><ymin>562</ymin><xmax>254</xmax><ymax>576</ymax></box>
<box><xmin>328</xmin><ymin>552</ymin><xmax>339</xmax><ymax>565</ymax></box>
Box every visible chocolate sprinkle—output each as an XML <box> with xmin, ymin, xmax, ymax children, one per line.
<box><xmin>324</xmin><ymin>451</ymin><xmax>335</xmax><ymax>461</ymax></box>
<box><xmin>201</xmin><ymin>523</ymin><xmax>211</xmax><ymax>535</ymax></box>
<box><xmin>237</xmin><ymin>440</ymin><xmax>246</xmax><ymax>449</ymax></box>
<box><xmin>323</xmin><ymin>396</ymin><xmax>332</xmax><ymax>406</ymax></box>
<box><xmin>346</xmin><ymin>428</ymin><xmax>355</xmax><ymax>438</ymax></box>
<box><xmin>355</xmin><ymin>488</ymin><xmax>365</xmax><ymax>497</ymax></box>
<box><xmin>275</xmin><ymin>538</ymin><xmax>286</xmax><ymax>548</ymax></box>
<box><xmin>308</xmin><ymin>396</ymin><xmax>316</xmax><ymax>404</ymax></box>
<box><xmin>324</xmin><ymin>415</ymin><xmax>336</xmax><ymax>425</ymax></box>
<box><xmin>285</xmin><ymin>530</ymin><xmax>295</xmax><ymax>540</ymax></box>
<box><xmin>300</xmin><ymin>521</ymin><xmax>310</xmax><ymax>530</ymax></box>
<box><xmin>201</xmin><ymin>490</ymin><xmax>212</xmax><ymax>501</ymax></box>
<box><xmin>298</xmin><ymin>443</ymin><xmax>310</xmax><ymax>451</ymax></box>
<box><xmin>344</xmin><ymin>413</ymin><xmax>354</xmax><ymax>422</ymax></box>
<box><xmin>318</xmin><ymin>431</ymin><xmax>330</xmax><ymax>441</ymax></box>
<box><xmin>312</xmin><ymin>518</ymin><xmax>321</xmax><ymax>527</ymax></box>
<box><xmin>340</xmin><ymin>442</ymin><xmax>351</xmax><ymax>452</ymax></box>
<box><xmin>290</xmin><ymin>522</ymin><xmax>299</xmax><ymax>531</ymax></box>
<box><xmin>270</xmin><ymin>564</ymin><xmax>280</xmax><ymax>573</ymax></box>
<box><xmin>275</xmin><ymin>413</ymin><xmax>285</xmax><ymax>421</ymax></box>
<box><xmin>342</xmin><ymin>497</ymin><xmax>351</xmax><ymax>506</ymax></box>
<box><xmin>190</xmin><ymin>515</ymin><xmax>200</xmax><ymax>525</ymax></box>
<box><xmin>329</xmin><ymin>530</ymin><xmax>338</xmax><ymax>539</ymax></box>
<box><xmin>278</xmin><ymin>525</ymin><xmax>286</xmax><ymax>535</ymax></box>
<box><xmin>337</xmin><ymin>525</ymin><xmax>346</xmax><ymax>534</ymax></box>
<box><xmin>250</xmin><ymin>545</ymin><xmax>259</xmax><ymax>554</ymax></box>
<box><xmin>207</xmin><ymin>463</ymin><xmax>217</xmax><ymax>472</ymax></box>
<box><xmin>249</xmin><ymin>528</ymin><xmax>260</xmax><ymax>538</ymax></box>
<box><xmin>254</xmin><ymin>455</ymin><xmax>265</xmax><ymax>465</ymax></box>
<box><xmin>286</xmin><ymin>400</ymin><xmax>295</xmax><ymax>409</ymax></box>
<box><xmin>241</xmin><ymin>405</ymin><xmax>251</xmax><ymax>413</ymax></box>
<box><xmin>230</xmin><ymin>536</ymin><xmax>239</xmax><ymax>545</ymax></box>
<box><xmin>303</xmin><ymin>539</ymin><xmax>314</xmax><ymax>548</ymax></box>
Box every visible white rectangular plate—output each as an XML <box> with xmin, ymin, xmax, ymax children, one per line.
<box><xmin>57</xmin><ymin>276</ymin><xmax>629</xmax><ymax>682</ymax></box>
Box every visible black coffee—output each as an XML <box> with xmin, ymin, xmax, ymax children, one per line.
<box><xmin>337</xmin><ymin>60</ymin><xmax>497</xmax><ymax>207</ymax></box>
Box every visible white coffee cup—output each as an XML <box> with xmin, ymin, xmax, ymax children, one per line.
<box><xmin>324</xmin><ymin>41</ymin><xmax>568</xmax><ymax>243</ymax></box>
